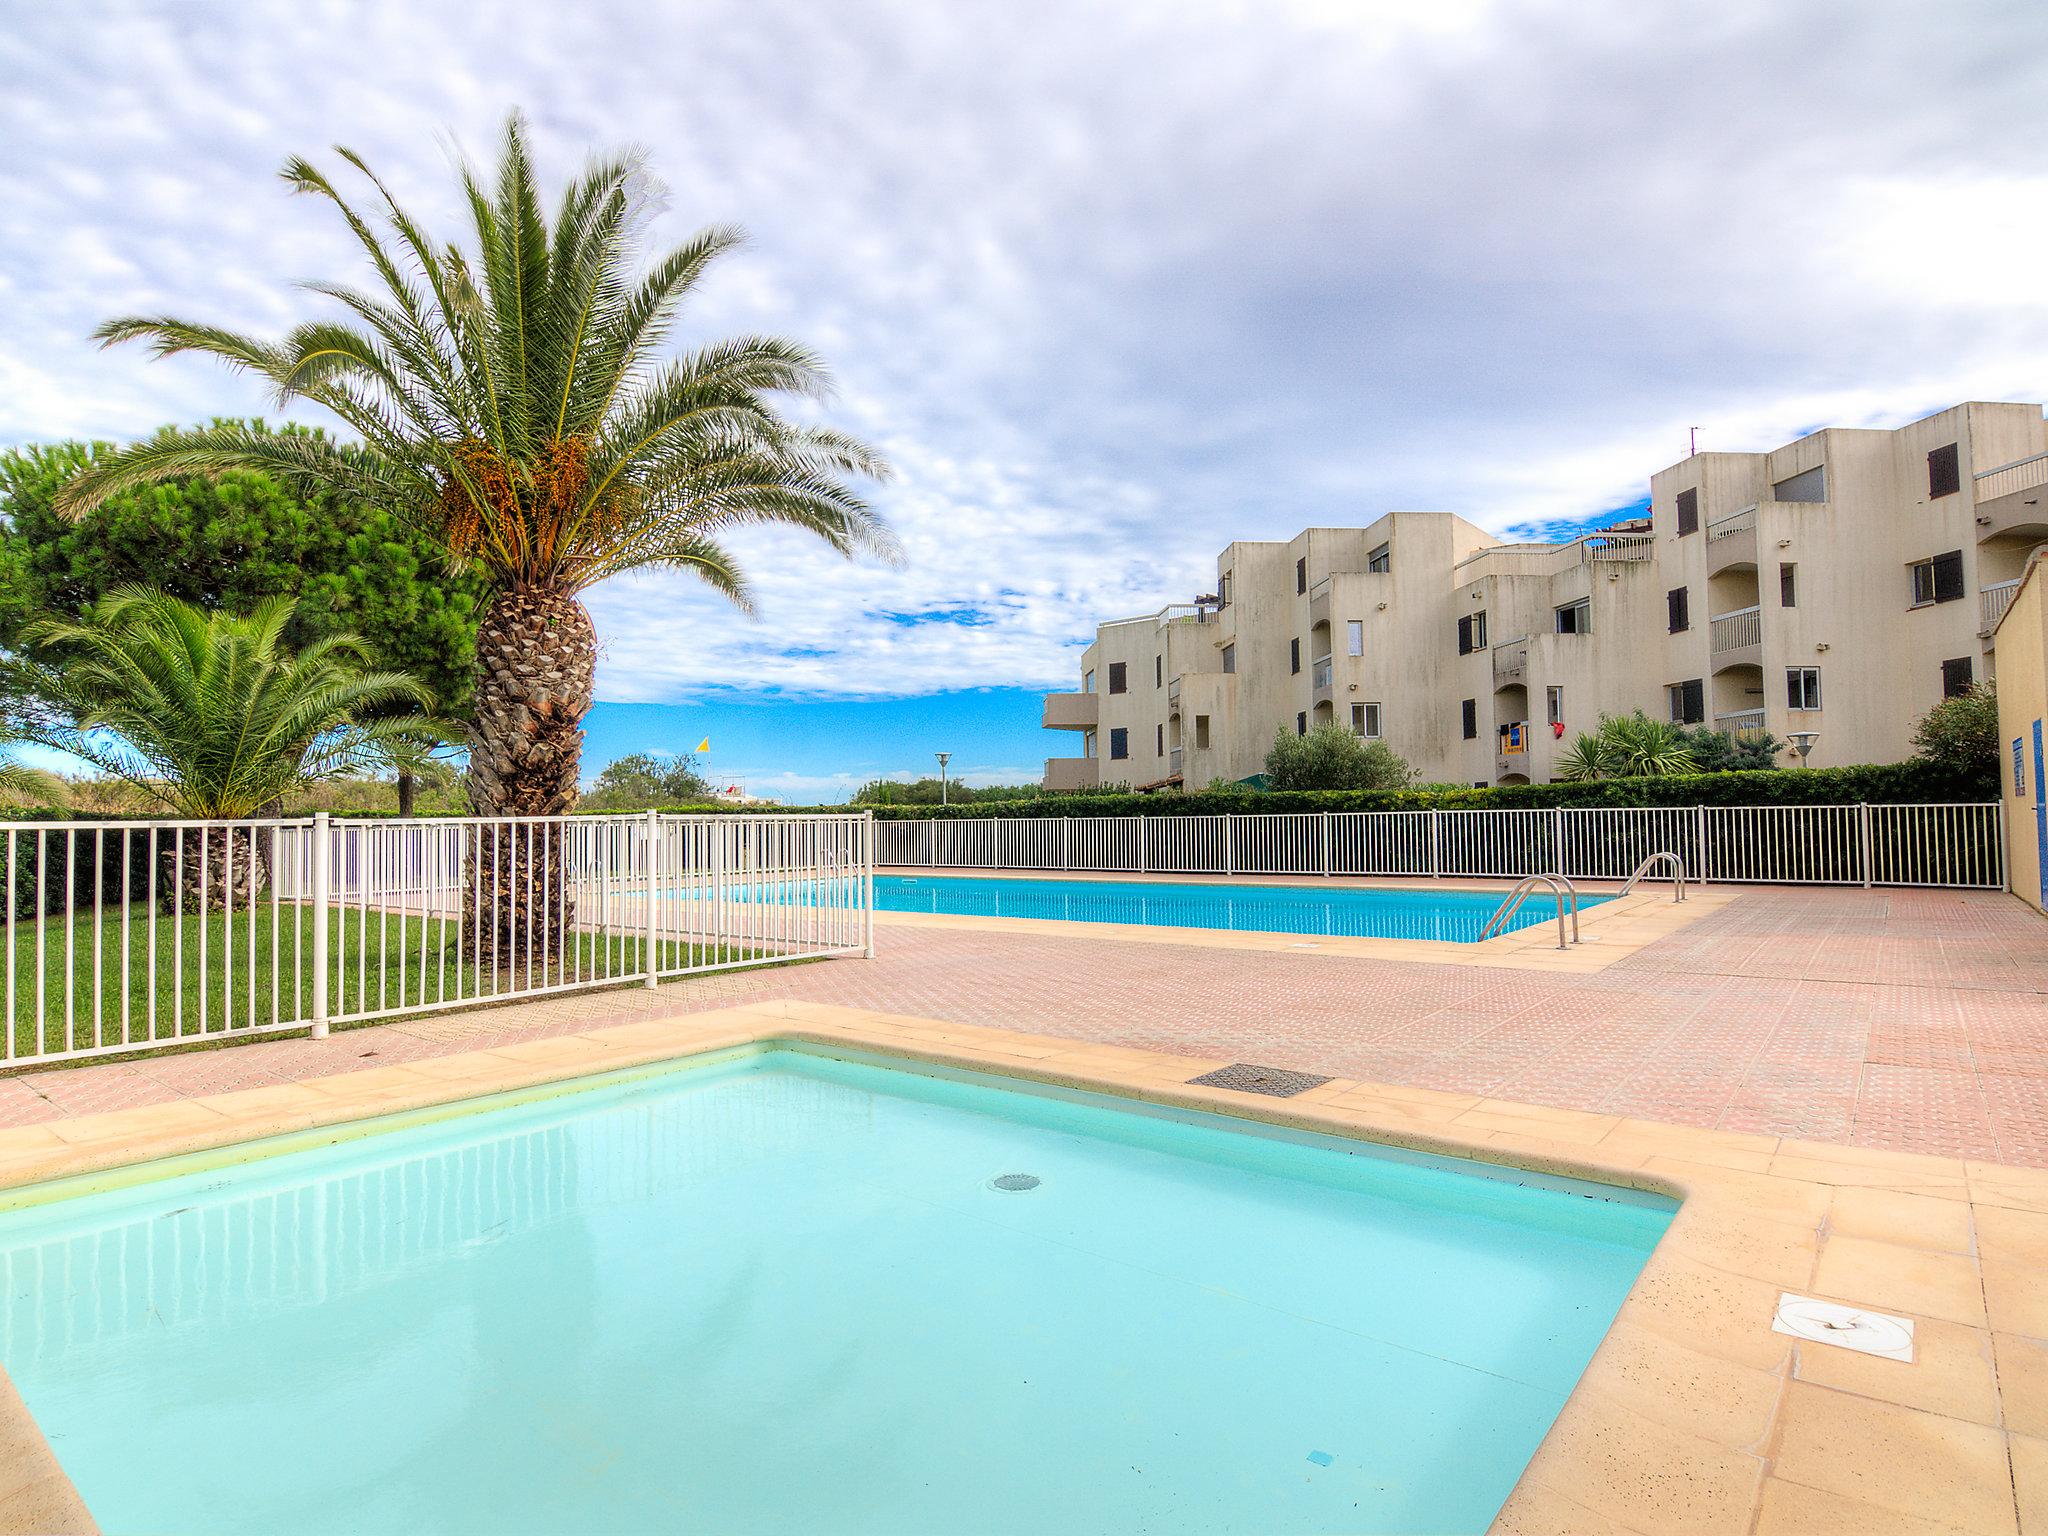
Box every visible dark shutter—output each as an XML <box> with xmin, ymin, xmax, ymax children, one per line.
<box><xmin>1296</xmin><ymin>712</ymin><xmax>1307</xmax><ymax>736</ymax></box>
<box><xmin>1667</xmin><ymin>587</ymin><xmax>1690</xmax><ymax>633</ymax></box>
<box><xmin>1457</xmin><ymin>615</ymin><xmax>1473</xmax><ymax>654</ymax></box>
<box><xmin>1928</xmin><ymin>443</ymin><xmax>1960</xmax><ymax>499</ymax></box>
<box><xmin>1109</xmin><ymin>728</ymin><xmax>1128</xmax><ymax>760</ymax></box>
<box><xmin>1675</xmin><ymin>488</ymin><xmax>1699</xmax><ymax>536</ymax></box>
<box><xmin>1108</xmin><ymin>662</ymin><xmax>1126</xmax><ymax>694</ymax></box>
<box><xmin>1156</xmin><ymin>724</ymin><xmax>1163</xmax><ymax>755</ymax></box>
<box><xmin>1290</xmin><ymin>638</ymin><xmax>1301</xmax><ymax>674</ymax></box>
<box><xmin>1461</xmin><ymin>699</ymin><xmax>1477</xmax><ymax>739</ymax></box>
<box><xmin>1932</xmin><ymin>550</ymin><xmax>1964</xmax><ymax>604</ymax></box>
<box><xmin>1296</xmin><ymin>557</ymin><xmax>1307</xmax><ymax>594</ymax></box>
<box><xmin>1679</xmin><ymin>679</ymin><xmax>1704</xmax><ymax>724</ymax></box>
<box><xmin>1941</xmin><ymin>658</ymin><xmax>1973</xmax><ymax>698</ymax></box>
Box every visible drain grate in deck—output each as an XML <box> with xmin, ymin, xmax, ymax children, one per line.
<box><xmin>1186</xmin><ymin>1063</ymin><xmax>1333</xmax><ymax>1098</ymax></box>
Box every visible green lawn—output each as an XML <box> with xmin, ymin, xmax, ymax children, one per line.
<box><xmin>4</xmin><ymin>902</ymin><xmax>774</xmax><ymax>1061</ymax></box>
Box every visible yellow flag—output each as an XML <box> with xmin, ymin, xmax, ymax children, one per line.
<box><xmin>696</xmin><ymin>738</ymin><xmax>711</xmax><ymax>753</ymax></box>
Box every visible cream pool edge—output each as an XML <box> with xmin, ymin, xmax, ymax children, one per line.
<box><xmin>0</xmin><ymin>999</ymin><xmax>2039</xmax><ymax>1536</ymax></box>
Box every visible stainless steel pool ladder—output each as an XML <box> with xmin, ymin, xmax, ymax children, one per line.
<box><xmin>1477</xmin><ymin>873</ymin><xmax>1580</xmax><ymax>949</ymax></box>
<box><xmin>1620</xmin><ymin>851</ymin><xmax>1688</xmax><ymax>902</ymax></box>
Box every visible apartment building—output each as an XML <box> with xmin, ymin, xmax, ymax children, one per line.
<box><xmin>1042</xmin><ymin>400</ymin><xmax>2048</xmax><ymax>790</ymax></box>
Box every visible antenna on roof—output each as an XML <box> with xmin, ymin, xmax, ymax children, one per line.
<box><xmin>1690</xmin><ymin>427</ymin><xmax>1701</xmax><ymax>457</ymax></box>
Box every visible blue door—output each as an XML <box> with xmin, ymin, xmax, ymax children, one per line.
<box><xmin>2034</xmin><ymin>720</ymin><xmax>2047</xmax><ymax>907</ymax></box>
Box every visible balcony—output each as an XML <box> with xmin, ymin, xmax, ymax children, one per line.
<box><xmin>1311</xmin><ymin>653</ymin><xmax>1333</xmax><ymax>691</ymax></box>
<box><xmin>1167</xmin><ymin>674</ymin><xmax>1182</xmax><ymax>708</ymax></box>
<box><xmin>1041</xmin><ymin>691</ymin><xmax>1098</xmax><ymax>730</ymax></box>
<box><xmin>1974</xmin><ymin>452</ymin><xmax>2048</xmax><ymax>542</ymax></box>
<box><xmin>1705</xmin><ymin>504</ymin><xmax>1758</xmax><ymax>572</ymax></box>
<box><xmin>1709</xmin><ymin>605</ymin><xmax>1762</xmax><ymax>669</ymax></box>
<box><xmin>1308</xmin><ymin>574</ymin><xmax>1332</xmax><ymax>628</ymax></box>
<box><xmin>1492</xmin><ymin>637</ymin><xmax>1528</xmax><ymax>688</ymax></box>
<box><xmin>1496</xmin><ymin>720</ymin><xmax>1530</xmax><ymax>779</ymax></box>
<box><xmin>1714</xmin><ymin>708</ymin><xmax>1767</xmax><ymax>739</ymax></box>
<box><xmin>1981</xmin><ymin>578</ymin><xmax>2022</xmax><ymax>639</ymax></box>
<box><xmin>1043</xmin><ymin>756</ymin><xmax>1098</xmax><ymax>793</ymax></box>
<box><xmin>1169</xmin><ymin>747</ymin><xmax>1183</xmax><ymax>779</ymax></box>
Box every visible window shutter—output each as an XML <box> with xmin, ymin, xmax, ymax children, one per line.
<box><xmin>1461</xmin><ymin>699</ymin><xmax>1477</xmax><ymax>739</ymax></box>
<box><xmin>1290</xmin><ymin>638</ymin><xmax>1301</xmax><ymax>673</ymax></box>
<box><xmin>1675</xmin><ymin>488</ymin><xmax>1698</xmax><ymax>536</ymax></box>
<box><xmin>1667</xmin><ymin>587</ymin><xmax>1689</xmax><ymax>632</ymax></box>
<box><xmin>1932</xmin><ymin>550</ymin><xmax>1964</xmax><ymax>604</ymax></box>
<box><xmin>1928</xmin><ymin>443</ymin><xmax>1960</xmax><ymax>499</ymax></box>
<box><xmin>1681</xmin><ymin>679</ymin><xmax>1704</xmax><ymax>724</ymax></box>
<box><xmin>1941</xmin><ymin>658</ymin><xmax>1973</xmax><ymax>698</ymax></box>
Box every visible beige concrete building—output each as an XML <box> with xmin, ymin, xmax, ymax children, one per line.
<box><xmin>1044</xmin><ymin>400</ymin><xmax>2048</xmax><ymax>790</ymax></box>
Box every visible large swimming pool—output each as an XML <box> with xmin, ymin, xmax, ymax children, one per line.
<box><xmin>0</xmin><ymin>1046</ymin><xmax>1670</xmax><ymax>1534</ymax></box>
<box><xmin>876</xmin><ymin>873</ymin><xmax>1607</xmax><ymax>941</ymax></box>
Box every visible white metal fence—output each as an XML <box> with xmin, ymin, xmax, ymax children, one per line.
<box><xmin>877</xmin><ymin>803</ymin><xmax>2003</xmax><ymax>890</ymax></box>
<box><xmin>0</xmin><ymin>810</ymin><xmax>873</xmax><ymax>1069</ymax></box>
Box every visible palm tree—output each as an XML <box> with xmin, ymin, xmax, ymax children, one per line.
<box><xmin>13</xmin><ymin>589</ymin><xmax>438</xmax><ymax>908</ymax></box>
<box><xmin>1553</xmin><ymin>731</ymin><xmax>1609</xmax><ymax>783</ymax></box>
<box><xmin>54</xmin><ymin>114</ymin><xmax>894</xmax><ymax>942</ymax></box>
<box><xmin>1556</xmin><ymin>712</ymin><xmax>1701</xmax><ymax>781</ymax></box>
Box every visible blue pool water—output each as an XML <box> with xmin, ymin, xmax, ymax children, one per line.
<box><xmin>0</xmin><ymin>1047</ymin><xmax>1672</xmax><ymax>1534</ymax></box>
<box><xmin>877</xmin><ymin>873</ymin><xmax>1609</xmax><ymax>941</ymax></box>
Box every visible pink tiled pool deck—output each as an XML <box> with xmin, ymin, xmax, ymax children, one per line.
<box><xmin>4</xmin><ymin>885</ymin><xmax>2047</xmax><ymax>1165</ymax></box>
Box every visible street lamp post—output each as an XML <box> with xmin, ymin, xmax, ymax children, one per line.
<box><xmin>1787</xmin><ymin>731</ymin><xmax>1819</xmax><ymax>767</ymax></box>
<box><xmin>935</xmin><ymin>752</ymin><xmax>952</xmax><ymax>807</ymax></box>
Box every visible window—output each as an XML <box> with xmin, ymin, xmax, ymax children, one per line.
<box><xmin>1546</xmin><ymin>685</ymin><xmax>1564</xmax><ymax>727</ymax></box>
<box><xmin>1941</xmin><ymin>657</ymin><xmax>1974</xmax><ymax>698</ymax></box>
<box><xmin>1367</xmin><ymin>542</ymin><xmax>1390</xmax><ymax>573</ymax></box>
<box><xmin>1296</xmin><ymin>712</ymin><xmax>1307</xmax><ymax>736</ymax></box>
<box><xmin>1667</xmin><ymin>586</ymin><xmax>1690</xmax><ymax>633</ymax></box>
<box><xmin>1221</xmin><ymin>644</ymin><xmax>1236</xmax><ymax>675</ymax></box>
<box><xmin>1555</xmin><ymin>598</ymin><xmax>1590</xmax><ymax>635</ymax></box>
<box><xmin>1289</xmin><ymin>637</ymin><xmax>1301</xmax><ymax>674</ymax></box>
<box><xmin>1667</xmin><ymin>679</ymin><xmax>1704</xmax><ymax>725</ymax></box>
<box><xmin>1154</xmin><ymin>655</ymin><xmax>1162</xmax><ymax>687</ymax></box>
<box><xmin>1352</xmin><ymin>702</ymin><xmax>1382</xmax><ymax>738</ymax></box>
<box><xmin>1928</xmin><ymin>442</ymin><xmax>1960</xmax><ymax>499</ymax></box>
<box><xmin>1109</xmin><ymin>728</ymin><xmax>1129</xmax><ymax>760</ymax></box>
<box><xmin>1787</xmin><ymin>667</ymin><xmax>1821</xmax><ymax>711</ymax></box>
<box><xmin>1772</xmin><ymin>465</ymin><xmax>1826</xmax><ymax>502</ymax></box>
<box><xmin>1195</xmin><ymin>715</ymin><xmax>1211</xmax><ymax>750</ymax></box>
<box><xmin>1779</xmin><ymin>562</ymin><xmax>1797</xmax><ymax>608</ymax></box>
<box><xmin>1911</xmin><ymin>551</ymin><xmax>1965</xmax><ymax>606</ymax></box>
<box><xmin>1107</xmin><ymin>661</ymin><xmax>1127</xmax><ymax>694</ymax></box>
<box><xmin>1218</xmin><ymin>572</ymin><xmax>1232</xmax><ymax>607</ymax></box>
<box><xmin>1345</xmin><ymin>619</ymin><xmax>1363</xmax><ymax>656</ymax></box>
<box><xmin>1083</xmin><ymin>669</ymin><xmax>1095</xmax><ymax>693</ymax></box>
<box><xmin>1461</xmin><ymin>699</ymin><xmax>1478</xmax><ymax>739</ymax></box>
<box><xmin>1156</xmin><ymin>724</ymin><xmax>1164</xmax><ymax>756</ymax></box>
<box><xmin>1296</xmin><ymin>557</ymin><xmax>1307</xmax><ymax>594</ymax></box>
<box><xmin>1675</xmin><ymin>488</ymin><xmax>1699</xmax><ymax>537</ymax></box>
<box><xmin>1457</xmin><ymin>610</ymin><xmax>1488</xmax><ymax>654</ymax></box>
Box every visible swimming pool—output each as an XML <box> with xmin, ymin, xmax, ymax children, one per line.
<box><xmin>875</xmin><ymin>873</ymin><xmax>1608</xmax><ymax>940</ymax></box>
<box><xmin>0</xmin><ymin>1045</ymin><xmax>1670</xmax><ymax>1534</ymax></box>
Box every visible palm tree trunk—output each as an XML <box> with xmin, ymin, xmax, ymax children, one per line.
<box><xmin>467</xmin><ymin>586</ymin><xmax>596</xmax><ymax>956</ymax></box>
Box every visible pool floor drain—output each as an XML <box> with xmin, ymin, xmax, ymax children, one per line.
<box><xmin>1188</xmin><ymin>1062</ymin><xmax>1334</xmax><ymax>1098</ymax></box>
<box><xmin>990</xmin><ymin>1173</ymin><xmax>1041</xmax><ymax>1192</ymax></box>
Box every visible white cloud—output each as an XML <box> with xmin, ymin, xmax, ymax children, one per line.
<box><xmin>4</xmin><ymin>0</ymin><xmax>2045</xmax><ymax>705</ymax></box>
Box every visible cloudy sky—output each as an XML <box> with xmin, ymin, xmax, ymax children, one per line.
<box><xmin>4</xmin><ymin>0</ymin><xmax>2046</xmax><ymax>798</ymax></box>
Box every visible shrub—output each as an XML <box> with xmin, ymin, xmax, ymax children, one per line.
<box><xmin>1911</xmin><ymin>683</ymin><xmax>1999</xmax><ymax>782</ymax></box>
<box><xmin>1264</xmin><ymin>724</ymin><xmax>1413</xmax><ymax>791</ymax></box>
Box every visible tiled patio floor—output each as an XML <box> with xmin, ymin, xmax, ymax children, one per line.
<box><xmin>4</xmin><ymin>885</ymin><xmax>2046</xmax><ymax>1165</ymax></box>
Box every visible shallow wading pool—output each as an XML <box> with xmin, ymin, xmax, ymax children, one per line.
<box><xmin>0</xmin><ymin>1045</ymin><xmax>1673</xmax><ymax>1534</ymax></box>
<box><xmin>874</xmin><ymin>873</ymin><xmax>1610</xmax><ymax>941</ymax></box>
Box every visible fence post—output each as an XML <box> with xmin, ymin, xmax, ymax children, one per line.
<box><xmin>1138</xmin><ymin>815</ymin><xmax>1150</xmax><ymax>874</ymax></box>
<box><xmin>1552</xmin><ymin>807</ymin><xmax>1565</xmax><ymax>875</ymax></box>
<box><xmin>310</xmin><ymin>813</ymin><xmax>330</xmax><ymax>1039</ymax></box>
<box><xmin>928</xmin><ymin>819</ymin><xmax>937</xmax><ymax>868</ymax></box>
<box><xmin>1225</xmin><ymin>813</ymin><xmax>1235</xmax><ymax>877</ymax></box>
<box><xmin>1319</xmin><ymin>812</ymin><xmax>1331</xmax><ymax>877</ymax></box>
<box><xmin>1062</xmin><ymin>817</ymin><xmax>1071</xmax><ymax>870</ymax></box>
<box><xmin>644</xmin><ymin>809</ymin><xmax>662</xmax><ymax>987</ymax></box>
<box><xmin>1695</xmin><ymin>804</ymin><xmax>1710</xmax><ymax>885</ymax></box>
<box><xmin>862</xmin><ymin>811</ymin><xmax>876</xmax><ymax>959</ymax></box>
<box><xmin>1859</xmin><ymin>802</ymin><xmax>1874</xmax><ymax>889</ymax></box>
<box><xmin>1429</xmin><ymin>809</ymin><xmax>1441</xmax><ymax>877</ymax></box>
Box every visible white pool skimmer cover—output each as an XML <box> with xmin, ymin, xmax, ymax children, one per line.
<box><xmin>1772</xmin><ymin>1294</ymin><xmax>1915</xmax><ymax>1362</ymax></box>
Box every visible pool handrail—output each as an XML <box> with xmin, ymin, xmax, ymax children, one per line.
<box><xmin>1620</xmin><ymin>851</ymin><xmax>1688</xmax><ymax>902</ymax></box>
<box><xmin>1477</xmin><ymin>873</ymin><xmax>1580</xmax><ymax>948</ymax></box>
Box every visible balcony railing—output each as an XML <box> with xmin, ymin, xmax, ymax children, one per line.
<box><xmin>1710</xmin><ymin>605</ymin><xmax>1762</xmax><ymax>653</ymax></box>
<box><xmin>1167</xmin><ymin>674</ymin><xmax>1182</xmax><ymax>706</ymax></box>
<box><xmin>1706</xmin><ymin>505</ymin><xmax>1757</xmax><ymax>542</ymax></box>
<box><xmin>1975</xmin><ymin>451</ymin><xmax>2048</xmax><ymax>502</ymax></box>
<box><xmin>1311</xmin><ymin>654</ymin><xmax>1333</xmax><ymax>689</ymax></box>
<box><xmin>1714</xmin><ymin>708</ymin><xmax>1767</xmax><ymax>738</ymax></box>
<box><xmin>1981</xmin><ymin>578</ymin><xmax>2022</xmax><ymax>636</ymax></box>
<box><xmin>1578</xmin><ymin>530</ymin><xmax>1654</xmax><ymax>563</ymax></box>
<box><xmin>1492</xmin><ymin>637</ymin><xmax>1529</xmax><ymax>687</ymax></box>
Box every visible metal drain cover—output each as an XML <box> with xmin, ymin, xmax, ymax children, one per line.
<box><xmin>1187</xmin><ymin>1063</ymin><xmax>1333</xmax><ymax>1098</ymax></box>
<box><xmin>1771</xmin><ymin>1294</ymin><xmax>1915</xmax><ymax>1361</ymax></box>
<box><xmin>990</xmin><ymin>1173</ymin><xmax>1041</xmax><ymax>1192</ymax></box>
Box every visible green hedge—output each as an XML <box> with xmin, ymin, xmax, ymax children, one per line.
<box><xmin>642</xmin><ymin>759</ymin><xmax>1994</xmax><ymax>821</ymax></box>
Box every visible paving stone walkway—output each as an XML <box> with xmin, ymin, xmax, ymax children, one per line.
<box><xmin>3</xmin><ymin>886</ymin><xmax>2045</xmax><ymax>1165</ymax></box>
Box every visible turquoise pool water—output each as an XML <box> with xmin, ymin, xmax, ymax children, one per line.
<box><xmin>0</xmin><ymin>1047</ymin><xmax>1671</xmax><ymax>1534</ymax></box>
<box><xmin>877</xmin><ymin>873</ymin><xmax>1608</xmax><ymax>941</ymax></box>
